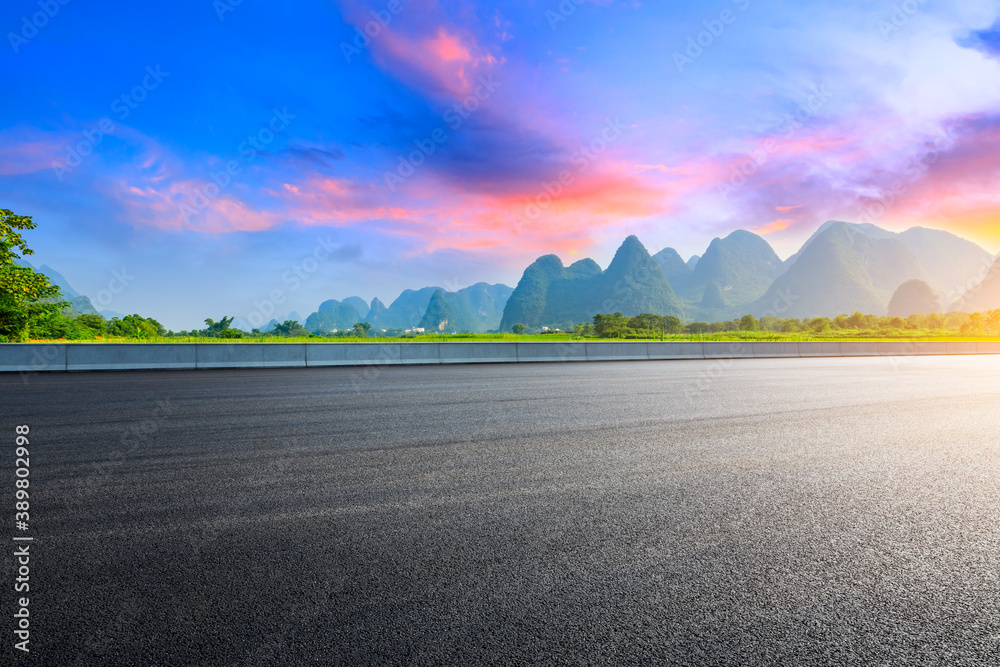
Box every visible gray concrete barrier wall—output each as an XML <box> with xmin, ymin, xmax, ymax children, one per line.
<box><xmin>585</xmin><ymin>342</ymin><xmax>649</xmax><ymax>361</ymax></box>
<box><xmin>517</xmin><ymin>342</ymin><xmax>587</xmax><ymax>362</ymax></box>
<box><xmin>1</xmin><ymin>340</ymin><xmax>998</xmax><ymax>374</ymax></box>
<box><xmin>439</xmin><ymin>342</ymin><xmax>518</xmax><ymax>364</ymax></box>
<box><xmin>69</xmin><ymin>343</ymin><xmax>197</xmax><ymax>371</ymax></box>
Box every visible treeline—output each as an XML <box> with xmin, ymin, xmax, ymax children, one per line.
<box><xmin>28</xmin><ymin>311</ymin><xmax>167</xmax><ymax>340</ymax></box>
<box><xmin>521</xmin><ymin>310</ymin><xmax>1000</xmax><ymax>339</ymax></box>
<box><xmin>171</xmin><ymin>318</ymin><xmax>376</xmax><ymax>339</ymax></box>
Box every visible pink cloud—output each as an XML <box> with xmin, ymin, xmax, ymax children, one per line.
<box><xmin>346</xmin><ymin>10</ymin><xmax>497</xmax><ymax>99</ymax></box>
<box><xmin>874</xmin><ymin>116</ymin><xmax>1000</xmax><ymax>244</ymax></box>
<box><xmin>113</xmin><ymin>178</ymin><xmax>285</xmax><ymax>233</ymax></box>
<box><xmin>0</xmin><ymin>134</ymin><xmax>67</xmax><ymax>176</ymax></box>
<box><xmin>754</xmin><ymin>219</ymin><xmax>792</xmax><ymax>235</ymax></box>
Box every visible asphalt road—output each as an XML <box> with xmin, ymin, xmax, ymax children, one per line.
<box><xmin>3</xmin><ymin>356</ymin><xmax>1000</xmax><ymax>665</ymax></box>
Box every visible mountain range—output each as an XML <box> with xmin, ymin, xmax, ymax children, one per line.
<box><xmin>20</xmin><ymin>220</ymin><xmax>1000</xmax><ymax>332</ymax></box>
<box><xmin>499</xmin><ymin>221</ymin><xmax>997</xmax><ymax>327</ymax></box>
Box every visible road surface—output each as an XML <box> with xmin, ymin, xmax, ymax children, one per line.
<box><xmin>3</xmin><ymin>356</ymin><xmax>999</xmax><ymax>665</ymax></box>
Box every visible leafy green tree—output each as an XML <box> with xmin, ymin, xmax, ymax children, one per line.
<box><xmin>270</xmin><ymin>320</ymin><xmax>309</xmax><ymax>337</ymax></box>
<box><xmin>511</xmin><ymin>323</ymin><xmax>527</xmax><ymax>334</ymax></box>
<box><xmin>739</xmin><ymin>314</ymin><xmax>759</xmax><ymax>331</ymax></box>
<box><xmin>0</xmin><ymin>209</ymin><xmax>66</xmax><ymax>341</ymax></box>
<box><xmin>846</xmin><ymin>311</ymin><xmax>866</xmax><ymax>329</ymax></box>
<box><xmin>106</xmin><ymin>314</ymin><xmax>165</xmax><ymax>339</ymax></box>
<box><xmin>661</xmin><ymin>315</ymin><xmax>682</xmax><ymax>333</ymax></box>
<box><xmin>593</xmin><ymin>312</ymin><xmax>628</xmax><ymax>338</ymax></box>
<box><xmin>76</xmin><ymin>313</ymin><xmax>106</xmax><ymax>336</ymax></box>
<box><xmin>202</xmin><ymin>317</ymin><xmax>242</xmax><ymax>338</ymax></box>
<box><xmin>351</xmin><ymin>321</ymin><xmax>372</xmax><ymax>337</ymax></box>
<box><xmin>810</xmin><ymin>317</ymin><xmax>831</xmax><ymax>333</ymax></box>
<box><xmin>961</xmin><ymin>312</ymin><xmax>985</xmax><ymax>336</ymax></box>
<box><xmin>627</xmin><ymin>313</ymin><xmax>662</xmax><ymax>332</ymax></box>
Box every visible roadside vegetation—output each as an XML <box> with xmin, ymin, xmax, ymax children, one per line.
<box><xmin>19</xmin><ymin>310</ymin><xmax>1000</xmax><ymax>344</ymax></box>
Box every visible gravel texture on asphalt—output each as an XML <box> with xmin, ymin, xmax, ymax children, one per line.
<box><xmin>3</xmin><ymin>356</ymin><xmax>1000</xmax><ymax>665</ymax></box>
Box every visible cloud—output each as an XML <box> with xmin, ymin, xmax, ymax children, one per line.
<box><xmin>877</xmin><ymin>114</ymin><xmax>1000</xmax><ymax>236</ymax></box>
<box><xmin>342</xmin><ymin>1</ymin><xmax>499</xmax><ymax>100</ymax></box>
<box><xmin>114</xmin><ymin>178</ymin><xmax>286</xmax><ymax>233</ymax></box>
<box><xmin>0</xmin><ymin>132</ymin><xmax>67</xmax><ymax>176</ymax></box>
<box><xmin>754</xmin><ymin>219</ymin><xmax>792</xmax><ymax>235</ymax></box>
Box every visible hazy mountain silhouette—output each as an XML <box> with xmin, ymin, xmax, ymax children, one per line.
<box><xmin>752</xmin><ymin>221</ymin><xmax>926</xmax><ymax>318</ymax></box>
<box><xmin>681</xmin><ymin>230</ymin><xmax>782</xmax><ymax>308</ymax></box>
<box><xmin>950</xmin><ymin>257</ymin><xmax>1000</xmax><ymax>312</ymax></box>
<box><xmin>15</xmin><ymin>258</ymin><xmax>98</xmax><ymax>315</ymax></box>
<box><xmin>896</xmin><ymin>227</ymin><xmax>993</xmax><ymax>301</ymax></box>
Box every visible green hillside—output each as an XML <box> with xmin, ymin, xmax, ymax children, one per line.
<box><xmin>500</xmin><ymin>236</ymin><xmax>684</xmax><ymax>330</ymax></box>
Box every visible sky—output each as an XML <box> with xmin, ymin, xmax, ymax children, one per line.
<box><xmin>3</xmin><ymin>0</ymin><xmax>1000</xmax><ymax>329</ymax></box>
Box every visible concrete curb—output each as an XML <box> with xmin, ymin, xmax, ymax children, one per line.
<box><xmin>1</xmin><ymin>340</ymin><xmax>998</xmax><ymax>374</ymax></box>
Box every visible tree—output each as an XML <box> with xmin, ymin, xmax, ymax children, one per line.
<box><xmin>351</xmin><ymin>321</ymin><xmax>372</xmax><ymax>337</ymax></box>
<box><xmin>76</xmin><ymin>313</ymin><xmax>105</xmax><ymax>336</ymax></box>
<box><xmin>0</xmin><ymin>209</ymin><xmax>65</xmax><ymax>341</ymax></box>
<box><xmin>627</xmin><ymin>313</ymin><xmax>662</xmax><ymax>332</ymax></box>
<box><xmin>106</xmin><ymin>314</ymin><xmax>165</xmax><ymax>339</ymax></box>
<box><xmin>511</xmin><ymin>323</ymin><xmax>527</xmax><ymax>334</ymax></box>
<box><xmin>270</xmin><ymin>320</ymin><xmax>309</xmax><ymax>337</ymax></box>
<box><xmin>204</xmin><ymin>316</ymin><xmax>234</xmax><ymax>334</ymax></box>
<box><xmin>987</xmin><ymin>309</ymin><xmax>1000</xmax><ymax>334</ymax></box>
<box><xmin>810</xmin><ymin>317</ymin><xmax>831</xmax><ymax>333</ymax></box>
<box><xmin>961</xmin><ymin>312</ymin><xmax>985</xmax><ymax>336</ymax></box>
<box><xmin>202</xmin><ymin>316</ymin><xmax>242</xmax><ymax>338</ymax></box>
<box><xmin>592</xmin><ymin>312</ymin><xmax>628</xmax><ymax>338</ymax></box>
<box><xmin>739</xmin><ymin>314</ymin><xmax>759</xmax><ymax>331</ymax></box>
<box><xmin>846</xmin><ymin>311</ymin><xmax>866</xmax><ymax>329</ymax></box>
<box><xmin>661</xmin><ymin>315</ymin><xmax>682</xmax><ymax>333</ymax></box>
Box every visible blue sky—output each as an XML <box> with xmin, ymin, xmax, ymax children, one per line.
<box><xmin>3</xmin><ymin>0</ymin><xmax>1000</xmax><ymax>328</ymax></box>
